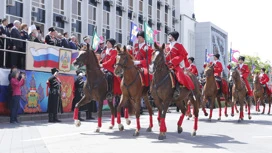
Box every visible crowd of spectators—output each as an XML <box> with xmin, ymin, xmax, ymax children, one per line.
<box><xmin>0</xmin><ymin>18</ymin><xmax>99</xmax><ymax>69</ymax></box>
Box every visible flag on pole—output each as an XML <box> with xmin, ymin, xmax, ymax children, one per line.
<box><xmin>231</xmin><ymin>49</ymin><xmax>240</xmax><ymax>62</ymax></box>
<box><xmin>92</xmin><ymin>29</ymin><xmax>100</xmax><ymax>50</ymax></box>
<box><xmin>230</xmin><ymin>48</ymin><xmax>232</xmax><ymax>62</ymax></box>
<box><xmin>205</xmin><ymin>49</ymin><xmax>213</xmax><ymax>63</ymax></box>
<box><xmin>144</xmin><ymin>22</ymin><xmax>154</xmax><ymax>44</ymax></box>
<box><xmin>130</xmin><ymin>22</ymin><xmax>139</xmax><ymax>43</ymax></box>
<box><xmin>251</xmin><ymin>63</ymin><xmax>256</xmax><ymax>73</ymax></box>
<box><xmin>153</xmin><ymin>29</ymin><xmax>160</xmax><ymax>43</ymax></box>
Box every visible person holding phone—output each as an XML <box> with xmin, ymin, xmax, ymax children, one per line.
<box><xmin>10</xmin><ymin>70</ymin><xmax>25</xmax><ymax>123</ymax></box>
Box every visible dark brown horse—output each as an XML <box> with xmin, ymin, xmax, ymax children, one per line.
<box><xmin>253</xmin><ymin>73</ymin><xmax>271</xmax><ymax>114</ymax></box>
<box><xmin>149</xmin><ymin>43</ymin><xmax>201</xmax><ymax>140</ymax></box>
<box><xmin>229</xmin><ymin>67</ymin><xmax>252</xmax><ymax>121</ymax></box>
<box><xmin>72</xmin><ymin>44</ymin><xmax>116</xmax><ymax>132</ymax></box>
<box><xmin>202</xmin><ymin>64</ymin><xmax>230</xmax><ymax>121</ymax></box>
<box><xmin>114</xmin><ymin>46</ymin><xmax>154</xmax><ymax>136</ymax></box>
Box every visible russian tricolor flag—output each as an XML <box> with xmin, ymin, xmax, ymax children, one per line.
<box><xmin>0</xmin><ymin>68</ymin><xmax>10</xmax><ymax>115</ymax></box>
<box><xmin>30</xmin><ymin>47</ymin><xmax>59</xmax><ymax>68</ymax></box>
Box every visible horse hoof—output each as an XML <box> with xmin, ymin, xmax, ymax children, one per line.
<box><xmin>218</xmin><ymin>117</ymin><xmax>221</xmax><ymax>121</ymax></box>
<box><xmin>208</xmin><ymin>118</ymin><xmax>212</xmax><ymax>122</ymax></box>
<box><xmin>74</xmin><ymin>120</ymin><xmax>81</xmax><ymax>127</ymax></box>
<box><xmin>238</xmin><ymin>119</ymin><xmax>242</xmax><ymax>123</ymax></box>
<box><xmin>187</xmin><ymin>117</ymin><xmax>190</xmax><ymax>120</ymax></box>
<box><xmin>204</xmin><ymin>113</ymin><xmax>208</xmax><ymax>116</ymax></box>
<box><xmin>189</xmin><ymin>114</ymin><xmax>193</xmax><ymax>118</ymax></box>
<box><xmin>191</xmin><ymin>131</ymin><xmax>196</xmax><ymax>137</ymax></box>
<box><xmin>109</xmin><ymin>125</ymin><xmax>114</xmax><ymax>129</ymax></box>
<box><xmin>126</xmin><ymin>119</ymin><xmax>131</xmax><ymax>125</ymax></box>
<box><xmin>248</xmin><ymin>116</ymin><xmax>252</xmax><ymax>120</ymax></box>
<box><xmin>268</xmin><ymin>113</ymin><xmax>270</xmax><ymax>115</ymax></box>
<box><xmin>118</xmin><ymin>124</ymin><xmax>124</xmax><ymax>131</ymax></box>
<box><xmin>146</xmin><ymin>127</ymin><xmax>152</xmax><ymax>132</ymax></box>
<box><xmin>177</xmin><ymin>126</ymin><xmax>183</xmax><ymax>134</ymax></box>
<box><xmin>236</xmin><ymin>111</ymin><xmax>239</xmax><ymax>113</ymax></box>
<box><xmin>95</xmin><ymin>128</ymin><xmax>100</xmax><ymax>133</ymax></box>
<box><xmin>261</xmin><ymin>112</ymin><xmax>264</xmax><ymax>115</ymax></box>
<box><xmin>225</xmin><ymin>114</ymin><xmax>228</xmax><ymax>117</ymax></box>
<box><xmin>133</xmin><ymin>131</ymin><xmax>140</xmax><ymax>136</ymax></box>
<box><xmin>231</xmin><ymin>114</ymin><xmax>234</xmax><ymax>117</ymax></box>
<box><xmin>158</xmin><ymin>135</ymin><xmax>165</xmax><ymax>140</ymax></box>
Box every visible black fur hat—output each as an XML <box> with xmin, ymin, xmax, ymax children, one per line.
<box><xmin>136</xmin><ymin>31</ymin><xmax>145</xmax><ymax>39</ymax></box>
<box><xmin>168</xmin><ymin>31</ymin><xmax>179</xmax><ymax>41</ymax></box>
<box><xmin>51</xmin><ymin>68</ymin><xmax>59</xmax><ymax>75</ymax></box>
<box><xmin>188</xmin><ymin>57</ymin><xmax>195</xmax><ymax>63</ymax></box>
<box><xmin>238</xmin><ymin>56</ymin><xmax>245</xmax><ymax>61</ymax></box>
<box><xmin>213</xmin><ymin>54</ymin><xmax>220</xmax><ymax>59</ymax></box>
<box><xmin>106</xmin><ymin>38</ymin><xmax>116</xmax><ymax>47</ymax></box>
<box><xmin>76</xmin><ymin>70</ymin><xmax>83</xmax><ymax>76</ymax></box>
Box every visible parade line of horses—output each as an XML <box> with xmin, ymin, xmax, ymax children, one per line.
<box><xmin>71</xmin><ymin>43</ymin><xmax>271</xmax><ymax>140</ymax></box>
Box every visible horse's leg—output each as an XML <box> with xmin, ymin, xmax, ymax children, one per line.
<box><xmin>143</xmin><ymin>94</ymin><xmax>153</xmax><ymax>132</ymax></box>
<box><xmin>224</xmin><ymin>94</ymin><xmax>228</xmax><ymax>117</ymax></box>
<box><xmin>186</xmin><ymin>100</ymin><xmax>192</xmax><ymax>120</ymax></box>
<box><xmin>261</xmin><ymin>97</ymin><xmax>265</xmax><ymax>114</ymax></box>
<box><xmin>247</xmin><ymin>97</ymin><xmax>252</xmax><ymax>120</ymax></box>
<box><xmin>73</xmin><ymin>96</ymin><xmax>88</xmax><ymax>127</ymax></box>
<box><xmin>268</xmin><ymin>97</ymin><xmax>271</xmax><ymax>115</ymax></box>
<box><xmin>192</xmin><ymin>97</ymin><xmax>199</xmax><ymax>136</ymax></box>
<box><xmin>176</xmin><ymin>100</ymin><xmax>186</xmax><ymax>134</ymax></box>
<box><xmin>158</xmin><ymin>101</ymin><xmax>168</xmax><ymax>140</ymax></box>
<box><xmin>133</xmin><ymin>98</ymin><xmax>141</xmax><ymax>136</ymax></box>
<box><xmin>96</xmin><ymin>99</ymin><xmax>104</xmax><ymax>132</ymax></box>
<box><xmin>209</xmin><ymin>96</ymin><xmax>215</xmax><ymax>121</ymax></box>
<box><xmin>254</xmin><ymin>96</ymin><xmax>259</xmax><ymax>112</ymax></box>
<box><xmin>107</xmin><ymin>97</ymin><xmax>115</xmax><ymax>129</ymax></box>
<box><xmin>238</xmin><ymin>99</ymin><xmax>244</xmax><ymax>122</ymax></box>
<box><xmin>217</xmin><ymin>96</ymin><xmax>222</xmax><ymax>120</ymax></box>
<box><xmin>117</xmin><ymin>95</ymin><xmax>128</xmax><ymax>131</ymax></box>
<box><xmin>235</xmin><ymin>103</ymin><xmax>239</xmax><ymax>113</ymax></box>
<box><xmin>202</xmin><ymin>96</ymin><xmax>208</xmax><ymax>116</ymax></box>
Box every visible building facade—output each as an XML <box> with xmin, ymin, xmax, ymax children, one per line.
<box><xmin>0</xmin><ymin>0</ymin><xmax>182</xmax><ymax>45</ymax></box>
<box><xmin>195</xmin><ymin>22</ymin><xmax>229</xmax><ymax>77</ymax></box>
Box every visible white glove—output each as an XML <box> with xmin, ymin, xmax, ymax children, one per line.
<box><xmin>144</xmin><ymin>46</ymin><xmax>148</xmax><ymax>51</ymax></box>
<box><xmin>240</xmin><ymin>75</ymin><xmax>243</xmax><ymax>78</ymax></box>
<box><xmin>99</xmin><ymin>64</ymin><xmax>103</xmax><ymax>67</ymax></box>
<box><xmin>127</xmin><ymin>45</ymin><xmax>132</xmax><ymax>50</ymax></box>
<box><xmin>134</xmin><ymin>61</ymin><xmax>141</xmax><ymax>65</ymax></box>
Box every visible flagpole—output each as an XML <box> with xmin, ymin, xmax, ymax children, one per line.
<box><xmin>230</xmin><ymin>42</ymin><xmax>232</xmax><ymax>63</ymax></box>
<box><xmin>144</xmin><ymin>22</ymin><xmax>151</xmax><ymax>86</ymax></box>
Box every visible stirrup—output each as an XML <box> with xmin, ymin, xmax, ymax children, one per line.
<box><xmin>173</xmin><ymin>88</ymin><xmax>180</xmax><ymax>99</ymax></box>
<box><xmin>106</xmin><ymin>92</ymin><xmax>113</xmax><ymax>100</ymax></box>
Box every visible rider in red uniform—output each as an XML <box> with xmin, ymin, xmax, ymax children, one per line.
<box><xmin>165</xmin><ymin>31</ymin><xmax>194</xmax><ymax>99</ymax></box>
<box><xmin>212</xmin><ymin>54</ymin><xmax>223</xmax><ymax>94</ymax></box>
<box><xmin>100</xmin><ymin>38</ymin><xmax>121</xmax><ymax>99</ymax></box>
<box><xmin>237</xmin><ymin>56</ymin><xmax>253</xmax><ymax>96</ymax></box>
<box><xmin>132</xmin><ymin>31</ymin><xmax>153</xmax><ymax>86</ymax></box>
<box><xmin>259</xmin><ymin>68</ymin><xmax>270</xmax><ymax>94</ymax></box>
<box><xmin>187</xmin><ymin>57</ymin><xmax>198</xmax><ymax>76</ymax></box>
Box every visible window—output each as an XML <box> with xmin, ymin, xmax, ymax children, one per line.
<box><xmin>172</xmin><ymin>10</ymin><xmax>175</xmax><ymax>17</ymax></box>
<box><xmin>6</xmin><ymin>1</ymin><xmax>23</xmax><ymax>17</ymax></box>
<box><xmin>128</xmin><ymin>10</ymin><xmax>133</xmax><ymax>20</ymax></box>
<box><xmin>165</xmin><ymin>5</ymin><xmax>168</xmax><ymax>14</ymax></box>
<box><xmin>88</xmin><ymin>4</ymin><xmax>96</xmax><ymax>24</ymax></box>
<box><xmin>53</xmin><ymin>0</ymin><xmax>64</xmax><ymax>15</ymax></box>
<box><xmin>72</xmin><ymin>0</ymin><xmax>82</xmax><ymax>20</ymax></box>
<box><xmin>116</xmin><ymin>0</ymin><xmax>122</xmax><ymax>5</ymax></box>
<box><xmin>116</xmin><ymin>32</ymin><xmax>122</xmax><ymax>44</ymax></box>
<box><xmin>148</xmin><ymin>0</ymin><xmax>152</xmax><ymax>5</ymax></box>
<box><xmin>88</xmin><ymin>24</ymin><xmax>95</xmax><ymax>36</ymax></box>
<box><xmin>139</xmin><ymin>0</ymin><xmax>143</xmax><ymax>14</ymax></box>
<box><xmin>148</xmin><ymin>5</ymin><xmax>152</xmax><ymax>18</ymax></box>
<box><xmin>165</xmin><ymin>13</ymin><xmax>168</xmax><ymax>25</ymax></box>
<box><xmin>157</xmin><ymin>34</ymin><xmax>160</xmax><ymax>42</ymax></box>
<box><xmin>128</xmin><ymin>0</ymin><xmax>133</xmax><ymax>10</ymax></box>
<box><xmin>116</xmin><ymin>14</ymin><xmax>122</xmax><ymax>43</ymax></box>
<box><xmin>116</xmin><ymin>6</ymin><xmax>123</xmax><ymax>16</ymax></box>
<box><xmin>32</xmin><ymin>0</ymin><xmax>45</xmax><ymax>8</ymax></box>
<box><xmin>103</xmin><ymin>11</ymin><xmax>110</xmax><ymax>29</ymax></box>
<box><xmin>89</xmin><ymin>0</ymin><xmax>97</xmax><ymax>6</ymax></box>
<box><xmin>32</xmin><ymin>0</ymin><xmax>45</xmax><ymax>23</ymax></box>
<box><xmin>103</xmin><ymin>0</ymin><xmax>111</xmax><ymax>12</ymax></box>
<box><xmin>157</xmin><ymin>9</ymin><xmax>160</xmax><ymax>22</ymax></box>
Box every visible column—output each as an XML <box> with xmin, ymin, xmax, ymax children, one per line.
<box><xmin>122</xmin><ymin>0</ymin><xmax>128</xmax><ymax>45</ymax></box>
<box><xmin>44</xmin><ymin>0</ymin><xmax>54</xmax><ymax>33</ymax></box>
<box><xmin>96</xmin><ymin>2</ymin><xmax>103</xmax><ymax>36</ymax></box>
<box><xmin>0</xmin><ymin>0</ymin><xmax>6</xmax><ymax>19</ymax></box>
<box><xmin>81</xmin><ymin>0</ymin><xmax>88</xmax><ymax>36</ymax></box>
<box><xmin>109</xmin><ymin>1</ymin><xmax>116</xmax><ymax>39</ymax></box>
<box><xmin>22</xmin><ymin>0</ymin><xmax>32</xmax><ymax>25</ymax></box>
<box><xmin>64</xmin><ymin>0</ymin><xmax>72</xmax><ymax>35</ymax></box>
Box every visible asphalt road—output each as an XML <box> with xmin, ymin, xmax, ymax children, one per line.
<box><xmin>0</xmin><ymin>106</ymin><xmax>272</xmax><ymax>153</ymax></box>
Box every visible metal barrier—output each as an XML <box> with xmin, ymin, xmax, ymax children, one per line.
<box><xmin>0</xmin><ymin>35</ymin><xmax>27</xmax><ymax>68</ymax></box>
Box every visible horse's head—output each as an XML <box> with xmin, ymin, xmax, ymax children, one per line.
<box><xmin>114</xmin><ymin>45</ymin><xmax>134</xmax><ymax>77</ymax></box>
<box><xmin>229</xmin><ymin>66</ymin><xmax>239</xmax><ymax>81</ymax></box>
<box><xmin>149</xmin><ymin>43</ymin><xmax>165</xmax><ymax>74</ymax></box>
<box><xmin>253</xmin><ymin>72</ymin><xmax>260</xmax><ymax>83</ymax></box>
<box><xmin>73</xmin><ymin>44</ymin><xmax>90</xmax><ymax>68</ymax></box>
<box><xmin>204</xmin><ymin>63</ymin><xmax>214</xmax><ymax>78</ymax></box>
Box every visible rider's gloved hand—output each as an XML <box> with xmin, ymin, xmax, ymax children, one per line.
<box><xmin>144</xmin><ymin>46</ymin><xmax>148</xmax><ymax>51</ymax></box>
<box><xmin>133</xmin><ymin>61</ymin><xmax>140</xmax><ymax>65</ymax></box>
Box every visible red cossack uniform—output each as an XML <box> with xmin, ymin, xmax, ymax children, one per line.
<box><xmin>101</xmin><ymin>48</ymin><xmax>122</xmax><ymax>95</ymax></box>
<box><xmin>165</xmin><ymin>43</ymin><xmax>194</xmax><ymax>90</ymax></box>
<box><xmin>259</xmin><ymin>73</ymin><xmax>270</xmax><ymax>94</ymax></box>
<box><xmin>212</xmin><ymin>60</ymin><xmax>223</xmax><ymax>77</ymax></box>
<box><xmin>237</xmin><ymin>64</ymin><xmax>253</xmax><ymax>96</ymax></box>
<box><xmin>187</xmin><ymin>63</ymin><xmax>198</xmax><ymax>76</ymax></box>
<box><xmin>132</xmin><ymin>43</ymin><xmax>153</xmax><ymax>86</ymax></box>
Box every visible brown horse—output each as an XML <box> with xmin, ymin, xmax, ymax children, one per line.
<box><xmin>114</xmin><ymin>46</ymin><xmax>154</xmax><ymax>136</ymax></box>
<box><xmin>202</xmin><ymin>64</ymin><xmax>230</xmax><ymax>121</ymax></box>
<box><xmin>72</xmin><ymin>44</ymin><xmax>116</xmax><ymax>132</ymax></box>
<box><xmin>149</xmin><ymin>43</ymin><xmax>201</xmax><ymax>140</ymax></box>
<box><xmin>229</xmin><ymin>67</ymin><xmax>252</xmax><ymax>121</ymax></box>
<box><xmin>253</xmin><ymin>73</ymin><xmax>271</xmax><ymax>114</ymax></box>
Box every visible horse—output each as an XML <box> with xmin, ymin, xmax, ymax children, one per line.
<box><xmin>114</xmin><ymin>45</ymin><xmax>154</xmax><ymax>136</ymax></box>
<box><xmin>253</xmin><ymin>73</ymin><xmax>272</xmax><ymax>114</ymax></box>
<box><xmin>149</xmin><ymin>43</ymin><xmax>201</xmax><ymax>140</ymax></box>
<box><xmin>229</xmin><ymin>67</ymin><xmax>252</xmax><ymax>121</ymax></box>
<box><xmin>72</xmin><ymin>44</ymin><xmax>116</xmax><ymax>132</ymax></box>
<box><xmin>202</xmin><ymin>63</ymin><xmax>230</xmax><ymax>121</ymax></box>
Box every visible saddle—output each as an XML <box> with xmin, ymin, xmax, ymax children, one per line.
<box><xmin>137</xmin><ymin>68</ymin><xmax>145</xmax><ymax>86</ymax></box>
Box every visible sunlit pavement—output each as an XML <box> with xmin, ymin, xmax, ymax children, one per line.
<box><xmin>1</xmin><ymin>106</ymin><xmax>272</xmax><ymax>153</ymax></box>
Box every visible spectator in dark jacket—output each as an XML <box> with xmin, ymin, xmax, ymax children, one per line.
<box><xmin>45</xmin><ymin>27</ymin><xmax>57</xmax><ymax>46</ymax></box>
<box><xmin>10</xmin><ymin>20</ymin><xmax>23</xmax><ymax>69</ymax></box>
<box><xmin>69</xmin><ymin>36</ymin><xmax>77</xmax><ymax>50</ymax></box>
<box><xmin>0</xmin><ymin>18</ymin><xmax>9</xmax><ymax>67</ymax></box>
<box><xmin>28</xmin><ymin>25</ymin><xmax>42</xmax><ymax>43</ymax></box>
<box><xmin>20</xmin><ymin>23</ymin><xmax>28</xmax><ymax>69</ymax></box>
<box><xmin>61</xmin><ymin>32</ymin><xmax>70</xmax><ymax>48</ymax></box>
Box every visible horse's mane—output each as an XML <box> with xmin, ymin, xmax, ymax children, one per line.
<box><xmin>90</xmin><ymin>50</ymin><xmax>100</xmax><ymax>67</ymax></box>
<box><xmin>124</xmin><ymin>48</ymin><xmax>135</xmax><ymax>61</ymax></box>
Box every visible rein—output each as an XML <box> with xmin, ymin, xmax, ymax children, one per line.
<box><xmin>116</xmin><ymin>53</ymin><xmax>134</xmax><ymax>69</ymax></box>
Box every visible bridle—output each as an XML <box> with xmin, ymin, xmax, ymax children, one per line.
<box><xmin>115</xmin><ymin>53</ymin><xmax>134</xmax><ymax>69</ymax></box>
